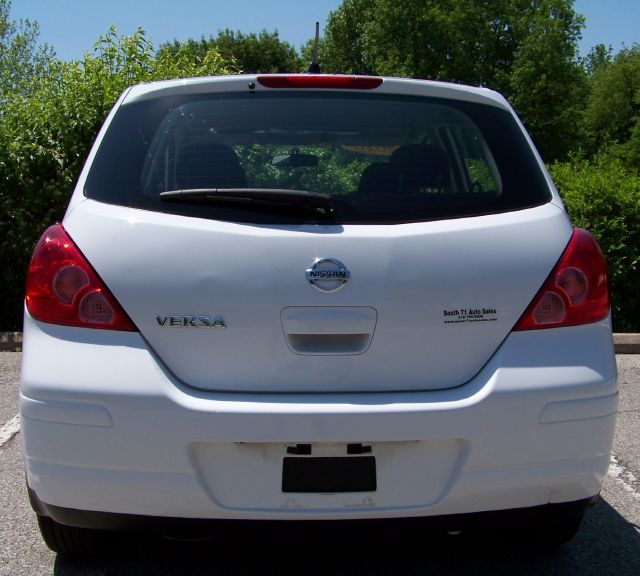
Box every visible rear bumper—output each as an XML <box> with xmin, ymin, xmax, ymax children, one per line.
<box><xmin>28</xmin><ymin>486</ymin><xmax>597</xmax><ymax>535</ymax></box>
<box><xmin>21</xmin><ymin>312</ymin><xmax>617</xmax><ymax>522</ymax></box>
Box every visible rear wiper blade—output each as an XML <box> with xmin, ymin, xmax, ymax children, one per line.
<box><xmin>160</xmin><ymin>188</ymin><xmax>335</xmax><ymax>218</ymax></box>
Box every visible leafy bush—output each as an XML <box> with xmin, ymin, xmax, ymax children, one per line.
<box><xmin>1</xmin><ymin>1</ymin><xmax>639</xmax><ymax>335</ymax></box>
<box><xmin>0</xmin><ymin>26</ymin><xmax>236</xmax><ymax>330</ymax></box>
<box><xmin>549</xmin><ymin>157</ymin><xmax>640</xmax><ymax>332</ymax></box>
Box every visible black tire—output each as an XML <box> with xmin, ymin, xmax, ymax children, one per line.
<box><xmin>531</xmin><ymin>505</ymin><xmax>585</xmax><ymax>546</ymax></box>
<box><xmin>546</xmin><ymin>509</ymin><xmax>585</xmax><ymax>545</ymax></box>
<box><xmin>36</xmin><ymin>515</ymin><xmax>116</xmax><ymax>557</ymax></box>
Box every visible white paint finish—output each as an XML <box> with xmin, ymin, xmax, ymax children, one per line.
<box><xmin>20</xmin><ymin>396</ymin><xmax>113</xmax><ymax>427</ymax></box>
<box><xmin>540</xmin><ymin>393</ymin><xmax>619</xmax><ymax>423</ymax></box>
<box><xmin>122</xmin><ymin>75</ymin><xmax>512</xmax><ymax>109</ymax></box>
<box><xmin>280</xmin><ymin>306</ymin><xmax>377</xmax><ymax>335</ymax></box>
<box><xmin>20</xmin><ymin>313</ymin><xmax>616</xmax><ymax>418</ymax></box>
<box><xmin>20</xmin><ymin>313</ymin><xmax>617</xmax><ymax>519</ymax></box>
<box><xmin>63</xmin><ymin>199</ymin><xmax>572</xmax><ymax>392</ymax></box>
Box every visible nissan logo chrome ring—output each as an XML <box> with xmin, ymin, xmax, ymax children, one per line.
<box><xmin>305</xmin><ymin>258</ymin><xmax>351</xmax><ymax>293</ymax></box>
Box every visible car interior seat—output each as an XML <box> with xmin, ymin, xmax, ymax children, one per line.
<box><xmin>174</xmin><ymin>142</ymin><xmax>247</xmax><ymax>190</ymax></box>
<box><xmin>356</xmin><ymin>162</ymin><xmax>400</xmax><ymax>200</ymax></box>
<box><xmin>389</xmin><ymin>144</ymin><xmax>451</xmax><ymax>194</ymax></box>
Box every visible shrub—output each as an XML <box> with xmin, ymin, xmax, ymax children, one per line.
<box><xmin>549</xmin><ymin>157</ymin><xmax>640</xmax><ymax>332</ymax></box>
<box><xmin>0</xmin><ymin>27</ymin><xmax>236</xmax><ymax>330</ymax></box>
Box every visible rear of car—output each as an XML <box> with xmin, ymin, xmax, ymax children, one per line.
<box><xmin>20</xmin><ymin>75</ymin><xmax>617</xmax><ymax>554</ymax></box>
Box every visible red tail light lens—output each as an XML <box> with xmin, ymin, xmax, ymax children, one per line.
<box><xmin>257</xmin><ymin>75</ymin><xmax>383</xmax><ymax>90</ymax></box>
<box><xmin>26</xmin><ymin>224</ymin><xmax>136</xmax><ymax>331</ymax></box>
<box><xmin>514</xmin><ymin>228</ymin><xmax>609</xmax><ymax>330</ymax></box>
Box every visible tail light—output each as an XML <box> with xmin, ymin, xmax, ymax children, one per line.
<box><xmin>514</xmin><ymin>228</ymin><xmax>609</xmax><ymax>330</ymax></box>
<box><xmin>257</xmin><ymin>75</ymin><xmax>383</xmax><ymax>89</ymax></box>
<box><xmin>25</xmin><ymin>224</ymin><xmax>136</xmax><ymax>331</ymax></box>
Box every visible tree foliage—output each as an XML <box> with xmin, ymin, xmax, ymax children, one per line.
<box><xmin>0</xmin><ymin>16</ymin><xmax>236</xmax><ymax>330</ymax></box>
<box><xmin>584</xmin><ymin>43</ymin><xmax>613</xmax><ymax>78</ymax></box>
<box><xmin>585</xmin><ymin>44</ymin><xmax>640</xmax><ymax>167</ymax></box>
<box><xmin>318</xmin><ymin>0</ymin><xmax>586</xmax><ymax>162</ymax></box>
<box><xmin>160</xmin><ymin>29</ymin><xmax>302</xmax><ymax>74</ymax></box>
<box><xmin>1</xmin><ymin>0</ymin><xmax>640</xmax><ymax>331</ymax></box>
<box><xmin>0</xmin><ymin>0</ymin><xmax>53</xmax><ymax>104</ymax></box>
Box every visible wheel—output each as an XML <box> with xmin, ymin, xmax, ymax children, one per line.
<box><xmin>36</xmin><ymin>515</ymin><xmax>116</xmax><ymax>557</ymax></box>
<box><xmin>529</xmin><ymin>505</ymin><xmax>586</xmax><ymax>546</ymax></box>
<box><xmin>544</xmin><ymin>508</ymin><xmax>585</xmax><ymax>545</ymax></box>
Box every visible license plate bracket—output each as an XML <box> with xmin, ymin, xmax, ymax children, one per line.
<box><xmin>282</xmin><ymin>456</ymin><xmax>376</xmax><ymax>493</ymax></box>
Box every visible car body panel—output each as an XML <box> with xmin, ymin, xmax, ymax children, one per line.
<box><xmin>21</xmin><ymin>311</ymin><xmax>616</xmax><ymax>519</ymax></box>
<box><xmin>64</xmin><ymin>199</ymin><xmax>572</xmax><ymax>392</ymax></box>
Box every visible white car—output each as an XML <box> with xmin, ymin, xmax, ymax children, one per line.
<box><xmin>21</xmin><ymin>74</ymin><xmax>617</xmax><ymax>555</ymax></box>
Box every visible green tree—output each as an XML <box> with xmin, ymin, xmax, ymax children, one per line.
<box><xmin>0</xmin><ymin>23</ymin><xmax>236</xmax><ymax>330</ymax></box>
<box><xmin>160</xmin><ymin>29</ymin><xmax>302</xmax><ymax>74</ymax></box>
<box><xmin>507</xmin><ymin>1</ymin><xmax>587</xmax><ymax>161</ymax></box>
<box><xmin>585</xmin><ymin>44</ymin><xmax>640</xmax><ymax>168</ymax></box>
<box><xmin>584</xmin><ymin>43</ymin><xmax>613</xmax><ymax>78</ymax></box>
<box><xmin>319</xmin><ymin>0</ymin><xmax>587</xmax><ymax>162</ymax></box>
<box><xmin>0</xmin><ymin>0</ymin><xmax>53</xmax><ymax>103</ymax></box>
<box><xmin>307</xmin><ymin>0</ymin><xmax>376</xmax><ymax>75</ymax></box>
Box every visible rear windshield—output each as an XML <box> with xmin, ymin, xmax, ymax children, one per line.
<box><xmin>85</xmin><ymin>90</ymin><xmax>551</xmax><ymax>224</ymax></box>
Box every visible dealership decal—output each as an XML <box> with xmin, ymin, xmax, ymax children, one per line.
<box><xmin>443</xmin><ymin>307</ymin><xmax>498</xmax><ymax>325</ymax></box>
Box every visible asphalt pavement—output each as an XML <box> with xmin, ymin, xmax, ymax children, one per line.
<box><xmin>1</xmin><ymin>352</ymin><xmax>639</xmax><ymax>575</ymax></box>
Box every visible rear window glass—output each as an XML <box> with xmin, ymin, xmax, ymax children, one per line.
<box><xmin>85</xmin><ymin>91</ymin><xmax>551</xmax><ymax>224</ymax></box>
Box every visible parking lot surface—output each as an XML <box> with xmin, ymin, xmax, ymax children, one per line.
<box><xmin>1</xmin><ymin>352</ymin><xmax>639</xmax><ymax>575</ymax></box>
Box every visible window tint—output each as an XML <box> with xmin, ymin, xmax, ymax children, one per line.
<box><xmin>85</xmin><ymin>92</ymin><xmax>551</xmax><ymax>224</ymax></box>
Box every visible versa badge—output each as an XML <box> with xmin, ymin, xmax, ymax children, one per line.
<box><xmin>156</xmin><ymin>315</ymin><xmax>227</xmax><ymax>328</ymax></box>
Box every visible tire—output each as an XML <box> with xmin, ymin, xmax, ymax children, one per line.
<box><xmin>36</xmin><ymin>515</ymin><xmax>116</xmax><ymax>557</ymax></box>
<box><xmin>544</xmin><ymin>509</ymin><xmax>585</xmax><ymax>545</ymax></box>
<box><xmin>530</xmin><ymin>505</ymin><xmax>586</xmax><ymax>546</ymax></box>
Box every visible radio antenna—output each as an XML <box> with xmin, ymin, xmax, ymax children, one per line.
<box><xmin>308</xmin><ymin>22</ymin><xmax>321</xmax><ymax>73</ymax></box>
